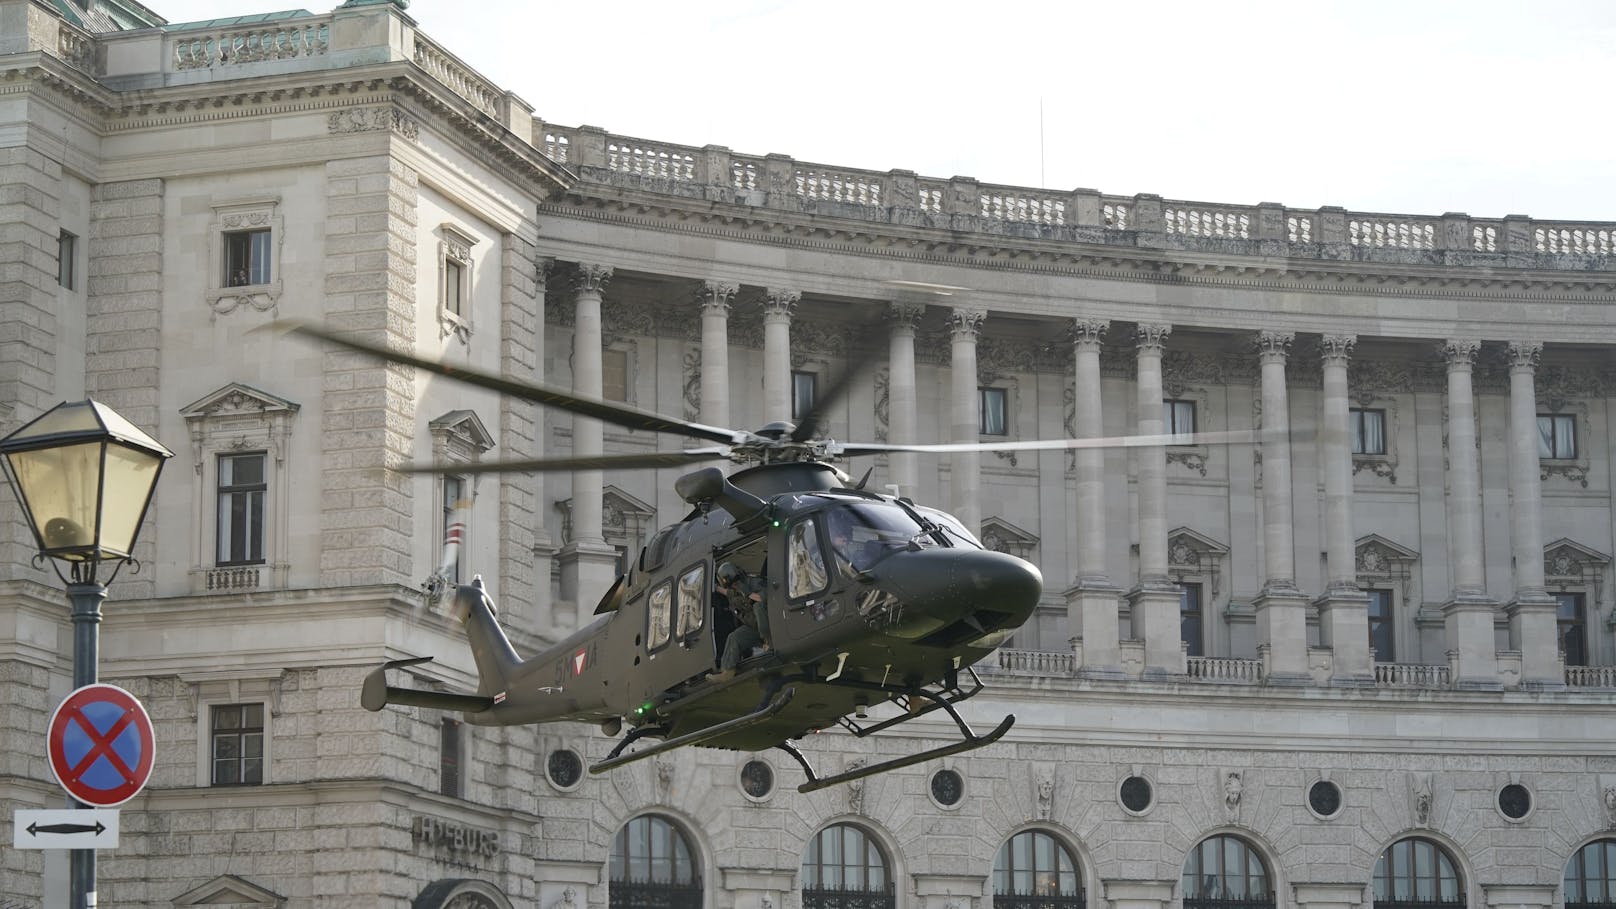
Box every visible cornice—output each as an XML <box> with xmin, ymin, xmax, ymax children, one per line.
<box><xmin>538</xmin><ymin>196</ymin><xmax>1616</xmax><ymax>305</ymax></box>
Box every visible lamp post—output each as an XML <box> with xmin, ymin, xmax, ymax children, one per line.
<box><xmin>0</xmin><ymin>399</ymin><xmax>172</xmax><ymax>909</ymax></box>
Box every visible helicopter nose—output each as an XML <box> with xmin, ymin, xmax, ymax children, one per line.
<box><xmin>865</xmin><ymin>548</ymin><xmax>1043</xmax><ymax>639</ymax></box>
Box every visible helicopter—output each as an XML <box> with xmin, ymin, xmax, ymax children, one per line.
<box><xmin>285</xmin><ymin>322</ymin><xmax>1249</xmax><ymax>793</ymax></box>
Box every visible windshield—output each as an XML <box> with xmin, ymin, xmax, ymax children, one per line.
<box><xmin>915</xmin><ymin>507</ymin><xmax>983</xmax><ymax>550</ymax></box>
<box><xmin>821</xmin><ymin>501</ymin><xmax>938</xmax><ymax>571</ymax></box>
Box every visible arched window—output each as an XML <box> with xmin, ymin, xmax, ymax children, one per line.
<box><xmin>993</xmin><ymin>829</ymin><xmax>1084</xmax><ymax>909</ymax></box>
<box><xmin>1566</xmin><ymin>839</ymin><xmax>1616</xmax><ymax>908</ymax></box>
<box><xmin>1373</xmin><ymin>837</ymin><xmax>1463</xmax><ymax>908</ymax></box>
<box><xmin>802</xmin><ymin>823</ymin><xmax>894</xmax><ymax>909</ymax></box>
<box><xmin>1181</xmin><ymin>835</ymin><xmax>1274</xmax><ymax>907</ymax></box>
<box><xmin>611</xmin><ymin>814</ymin><xmax>702</xmax><ymax>909</ymax></box>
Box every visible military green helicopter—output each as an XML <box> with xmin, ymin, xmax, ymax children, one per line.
<box><xmin>288</xmin><ymin>324</ymin><xmax>1236</xmax><ymax>792</ymax></box>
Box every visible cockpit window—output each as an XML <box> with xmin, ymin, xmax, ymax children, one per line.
<box><xmin>821</xmin><ymin>501</ymin><xmax>939</xmax><ymax>572</ymax></box>
<box><xmin>916</xmin><ymin>507</ymin><xmax>983</xmax><ymax>549</ymax></box>
<box><xmin>788</xmin><ymin>518</ymin><xmax>829</xmax><ymax>598</ymax></box>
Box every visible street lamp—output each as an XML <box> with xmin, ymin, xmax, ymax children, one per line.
<box><xmin>0</xmin><ymin>399</ymin><xmax>172</xmax><ymax>909</ymax></box>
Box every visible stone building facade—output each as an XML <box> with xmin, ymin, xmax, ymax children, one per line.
<box><xmin>3</xmin><ymin>1</ymin><xmax>1616</xmax><ymax>907</ymax></box>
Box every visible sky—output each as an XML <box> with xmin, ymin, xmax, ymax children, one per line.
<box><xmin>146</xmin><ymin>0</ymin><xmax>1616</xmax><ymax>222</ymax></box>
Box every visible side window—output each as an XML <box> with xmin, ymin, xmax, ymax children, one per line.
<box><xmin>677</xmin><ymin>564</ymin><xmax>706</xmax><ymax>639</ymax></box>
<box><xmin>647</xmin><ymin>580</ymin><xmax>673</xmax><ymax>650</ymax></box>
<box><xmin>788</xmin><ymin>519</ymin><xmax>829</xmax><ymax>599</ymax></box>
<box><xmin>207</xmin><ymin>197</ymin><xmax>283</xmax><ymax>315</ymax></box>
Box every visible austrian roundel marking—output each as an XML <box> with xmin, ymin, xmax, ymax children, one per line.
<box><xmin>47</xmin><ymin>683</ymin><xmax>156</xmax><ymax>807</ymax></box>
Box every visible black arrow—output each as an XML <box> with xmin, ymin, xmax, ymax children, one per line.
<box><xmin>27</xmin><ymin>821</ymin><xmax>106</xmax><ymax>836</ymax></box>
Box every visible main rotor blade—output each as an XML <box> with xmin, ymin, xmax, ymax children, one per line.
<box><xmin>394</xmin><ymin>450</ymin><xmax>728</xmax><ymax>475</ymax></box>
<box><xmin>790</xmin><ymin>352</ymin><xmax>870</xmax><ymax>443</ymax></box>
<box><xmin>275</xmin><ymin>322</ymin><xmax>742</xmax><ymax>446</ymax></box>
<box><xmin>839</xmin><ymin>429</ymin><xmax>1266</xmax><ymax>457</ymax></box>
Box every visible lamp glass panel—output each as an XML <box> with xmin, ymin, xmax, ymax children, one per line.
<box><xmin>8</xmin><ymin>441</ymin><xmax>102</xmax><ymax>555</ymax></box>
<box><xmin>99</xmin><ymin>442</ymin><xmax>162</xmax><ymax>555</ymax></box>
<box><xmin>8</xmin><ymin>401</ymin><xmax>100</xmax><ymax>440</ymax></box>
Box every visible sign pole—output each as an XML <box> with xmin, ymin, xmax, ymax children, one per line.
<box><xmin>67</xmin><ymin>581</ymin><xmax>105</xmax><ymax>909</ymax></box>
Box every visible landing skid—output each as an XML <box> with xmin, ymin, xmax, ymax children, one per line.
<box><xmin>779</xmin><ymin>672</ymin><xmax>1015</xmax><ymax>793</ymax></box>
<box><xmin>589</xmin><ymin>687</ymin><xmax>797</xmax><ymax>775</ymax></box>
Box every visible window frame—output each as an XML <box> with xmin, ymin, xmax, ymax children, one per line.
<box><xmin>803</xmin><ymin>822</ymin><xmax>894</xmax><ymax>903</ymax></box>
<box><xmin>787</xmin><ymin>517</ymin><xmax>831</xmax><ymax>601</ymax></box>
<box><xmin>1565</xmin><ymin>839</ymin><xmax>1616</xmax><ymax>906</ymax></box>
<box><xmin>610</xmin><ymin>814</ymin><xmax>702</xmax><ymax>891</ymax></box>
<box><xmin>436</xmin><ymin>223</ymin><xmax>478</xmax><ymax>343</ymax></box>
<box><xmin>208</xmin><ymin>702</ymin><xmax>266</xmax><ymax>787</ymax></box>
<box><xmin>216</xmin><ymin>451</ymin><xmax>267</xmax><ymax>568</ymax></box>
<box><xmin>1181</xmin><ymin>834</ymin><xmax>1273</xmax><ymax>904</ymax></box>
<box><xmin>647</xmin><ymin>579</ymin><xmax>675</xmax><ymax>652</ymax></box>
<box><xmin>1178</xmin><ymin>582</ymin><xmax>1205</xmax><ymax>658</ymax></box>
<box><xmin>207</xmin><ymin>197</ymin><xmax>283</xmax><ymax>315</ymax></box>
<box><xmin>992</xmin><ymin>829</ymin><xmax>1083</xmax><ymax>907</ymax></box>
<box><xmin>439</xmin><ymin>717</ymin><xmax>464</xmax><ymax>799</ymax></box>
<box><xmin>793</xmin><ymin>370</ymin><xmax>820</xmax><ymax>422</ymax></box>
<box><xmin>1163</xmin><ymin>398</ymin><xmax>1196</xmax><ymax>440</ymax></box>
<box><xmin>1557</xmin><ymin>591</ymin><xmax>1589</xmax><ymax>668</ymax></box>
<box><xmin>1366</xmin><ymin>587</ymin><xmax>1395</xmax><ymax>663</ymax></box>
<box><xmin>1350</xmin><ymin>407</ymin><xmax>1387</xmax><ymax>456</ymax></box>
<box><xmin>1373</xmin><ymin>836</ymin><xmax>1463</xmax><ymax>906</ymax></box>
<box><xmin>980</xmin><ymin>386</ymin><xmax>1009</xmax><ymax>436</ymax></box>
<box><xmin>223</xmin><ymin>227</ymin><xmax>272</xmax><ymax>288</ymax></box>
<box><xmin>676</xmin><ymin>562</ymin><xmax>707</xmax><ymax>641</ymax></box>
<box><xmin>57</xmin><ymin>229</ymin><xmax>76</xmax><ymax>290</ymax></box>
<box><xmin>1539</xmin><ymin>412</ymin><xmax>1578</xmax><ymax>460</ymax></box>
<box><xmin>603</xmin><ymin>347</ymin><xmax>631</xmax><ymax>403</ymax></box>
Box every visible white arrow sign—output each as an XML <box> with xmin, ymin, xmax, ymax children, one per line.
<box><xmin>12</xmin><ymin>808</ymin><xmax>120</xmax><ymax>849</ymax></box>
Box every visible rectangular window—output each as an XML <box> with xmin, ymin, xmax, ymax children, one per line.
<box><xmin>217</xmin><ymin>452</ymin><xmax>266</xmax><ymax>566</ymax></box>
<box><xmin>441</xmin><ymin>476</ymin><xmax>465</xmax><ymax>585</ymax></box>
<box><xmin>792</xmin><ymin>371</ymin><xmax>818</xmax><ymax>421</ymax></box>
<box><xmin>602</xmin><ymin>348</ymin><xmax>629</xmax><ymax>402</ymax></box>
<box><xmin>224</xmin><ymin>229</ymin><xmax>271</xmax><ymax>287</ymax></box>
<box><xmin>1178</xmin><ymin>582</ymin><xmax>1204</xmax><ymax>657</ymax></box>
<box><xmin>442</xmin><ymin>258</ymin><xmax>464</xmax><ymax>316</ymax></box>
<box><xmin>57</xmin><ymin>230</ymin><xmax>76</xmax><ymax>289</ymax></box>
<box><xmin>1557</xmin><ymin>592</ymin><xmax>1587</xmax><ymax>667</ymax></box>
<box><xmin>440</xmin><ymin>718</ymin><xmax>462</xmax><ymax>798</ymax></box>
<box><xmin>1163</xmin><ymin>399</ymin><xmax>1196</xmax><ymax>440</ymax></box>
<box><xmin>1366</xmin><ymin>588</ymin><xmax>1394</xmax><ymax>662</ymax></box>
<box><xmin>979</xmin><ymin>387</ymin><xmax>1007</xmax><ymax>436</ymax></box>
<box><xmin>1351</xmin><ymin>408</ymin><xmax>1387</xmax><ymax>455</ymax></box>
<box><xmin>1538</xmin><ymin>414</ymin><xmax>1577</xmax><ymax>459</ymax></box>
<box><xmin>210</xmin><ymin>703</ymin><xmax>264</xmax><ymax>786</ymax></box>
<box><xmin>647</xmin><ymin>580</ymin><xmax>673</xmax><ymax>650</ymax></box>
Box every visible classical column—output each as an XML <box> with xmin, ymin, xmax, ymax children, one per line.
<box><xmin>558</xmin><ymin>263</ymin><xmax>620</xmax><ymax>619</ymax></box>
<box><xmin>1505</xmin><ymin>341</ymin><xmax>1562</xmax><ymax>688</ymax></box>
<box><xmin>948</xmin><ymin>307</ymin><xmax>986</xmax><ymax>534</ymax></box>
<box><xmin>1252</xmin><ymin>330</ymin><xmax>1310</xmax><ymax>683</ymax></box>
<box><xmin>1067</xmin><ymin>319</ymin><xmax>1122</xmax><ymax>677</ymax></box>
<box><xmin>762</xmin><ymin>289</ymin><xmax>799</xmax><ymax>424</ymax></box>
<box><xmin>1316</xmin><ymin>334</ymin><xmax>1373</xmax><ymax>684</ymax></box>
<box><xmin>1129</xmin><ymin>323</ymin><xmax>1182</xmax><ymax>677</ymax></box>
<box><xmin>698</xmin><ymin>280</ymin><xmax>737</xmax><ymax>428</ymax></box>
<box><xmin>1441</xmin><ymin>339</ymin><xmax>1500</xmax><ymax>689</ymax></box>
<box><xmin>886</xmin><ymin>302</ymin><xmax>925</xmax><ymax>496</ymax></box>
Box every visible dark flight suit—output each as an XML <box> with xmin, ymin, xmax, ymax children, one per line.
<box><xmin>719</xmin><ymin>573</ymin><xmax>769</xmax><ymax>671</ymax></box>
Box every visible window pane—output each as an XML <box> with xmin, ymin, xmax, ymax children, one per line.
<box><xmin>1557</xmin><ymin>415</ymin><xmax>1576</xmax><ymax>458</ymax></box>
<box><xmin>602</xmin><ymin>349</ymin><xmax>629</xmax><ymax>402</ymax></box>
<box><xmin>1538</xmin><ymin>415</ymin><xmax>1555</xmax><ymax>458</ymax></box>
<box><xmin>789</xmin><ymin>519</ymin><xmax>828</xmax><ymax>598</ymax></box>
<box><xmin>242</xmin><ymin>757</ymin><xmax>263</xmax><ymax>784</ymax></box>
<box><xmin>648</xmin><ymin>583</ymin><xmax>673</xmax><ymax>649</ymax></box>
<box><xmin>1179</xmin><ymin>584</ymin><xmax>1203</xmax><ymax>657</ymax></box>
<box><xmin>678</xmin><ymin>564</ymin><xmax>706</xmax><ymax>637</ymax></box>
<box><xmin>57</xmin><ymin>231</ymin><xmax>75</xmax><ymax>289</ymax></box>
<box><xmin>443</xmin><ymin>259</ymin><xmax>463</xmax><ymax>315</ymax></box>
<box><xmin>980</xmin><ymin>388</ymin><xmax>1007</xmax><ymax>435</ymax></box>
<box><xmin>793</xmin><ymin>371</ymin><xmax>818</xmax><ymax>421</ymax></box>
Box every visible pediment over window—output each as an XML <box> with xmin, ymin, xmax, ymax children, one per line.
<box><xmin>429</xmin><ymin>410</ymin><xmax>495</xmax><ymax>456</ymax></box>
<box><xmin>556</xmin><ymin>485</ymin><xmax>657</xmax><ymax>547</ymax></box>
<box><xmin>1355</xmin><ymin>534</ymin><xmax>1418</xmax><ymax>574</ymax></box>
<box><xmin>173</xmin><ymin>873</ymin><xmax>285</xmax><ymax>907</ymax></box>
<box><xmin>1167</xmin><ymin>527</ymin><xmax>1228</xmax><ymax>571</ymax></box>
<box><xmin>181</xmin><ymin>383</ymin><xmax>299</xmax><ymax>421</ymax></box>
<box><xmin>1544</xmin><ymin>538</ymin><xmax>1611</xmax><ymax>581</ymax></box>
<box><xmin>413</xmin><ymin>877</ymin><xmax>514</xmax><ymax>909</ymax></box>
<box><xmin>980</xmin><ymin>516</ymin><xmax>1038</xmax><ymax>560</ymax></box>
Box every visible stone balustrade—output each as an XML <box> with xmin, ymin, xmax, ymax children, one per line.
<box><xmin>1374</xmin><ymin>662</ymin><xmax>1452</xmax><ymax>689</ymax></box>
<box><xmin>411</xmin><ymin>33</ymin><xmax>500</xmax><ymax>118</ymax></box>
<box><xmin>205</xmin><ymin>566</ymin><xmax>261</xmax><ymax>592</ymax></box>
<box><xmin>170</xmin><ymin>17</ymin><xmax>330</xmax><ymax>70</ymax></box>
<box><xmin>992</xmin><ymin>648</ymin><xmax>1076</xmax><ymax>675</ymax></box>
<box><xmin>1566</xmin><ymin>665</ymin><xmax>1616</xmax><ymax>688</ymax></box>
<box><xmin>1185</xmin><ymin>656</ymin><xmax>1265</xmax><ymax>683</ymax></box>
<box><xmin>56</xmin><ymin>20</ymin><xmax>95</xmax><ymax>72</ymax></box>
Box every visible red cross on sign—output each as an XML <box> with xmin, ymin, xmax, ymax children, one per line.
<box><xmin>47</xmin><ymin>684</ymin><xmax>155</xmax><ymax>807</ymax></box>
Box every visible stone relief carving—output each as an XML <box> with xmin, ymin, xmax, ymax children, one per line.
<box><xmin>327</xmin><ymin>105</ymin><xmax>419</xmax><ymax>140</ymax></box>
<box><xmin>1035</xmin><ymin>775</ymin><xmax>1054</xmax><ymax>820</ymax></box>
<box><xmin>654</xmin><ymin>755</ymin><xmax>674</xmax><ymax>798</ymax></box>
<box><xmin>873</xmin><ymin>368</ymin><xmax>889</xmax><ymax>442</ymax></box>
<box><xmin>1604</xmin><ymin>785</ymin><xmax>1616</xmax><ymax>828</ymax></box>
<box><xmin>846</xmin><ymin>758</ymin><xmax>867</xmax><ymax>814</ymax></box>
<box><xmin>601</xmin><ymin>299</ymin><xmax>655</xmax><ymax>347</ymax></box>
<box><xmin>1223</xmin><ymin>770</ymin><xmax>1243</xmax><ymax>817</ymax></box>
<box><xmin>682</xmin><ymin>348</ymin><xmax>701</xmax><ymax>421</ymax></box>
<box><xmin>1412</xmin><ymin>772</ymin><xmax>1433</xmax><ymax>826</ymax></box>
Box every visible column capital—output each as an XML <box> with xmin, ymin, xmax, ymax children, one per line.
<box><xmin>1135</xmin><ymin>322</ymin><xmax>1171</xmax><ymax>353</ymax></box>
<box><xmin>1320</xmin><ymin>333</ymin><xmax>1357</xmax><ymax>365</ymax></box>
<box><xmin>948</xmin><ymin>307</ymin><xmax>986</xmax><ymax>339</ymax></box>
<box><xmin>886</xmin><ymin>300</ymin><xmax>926</xmax><ymax>330</ymax></box>
<box><xmin>1254</xmin><ymin>329</ymin><xmax>1294</xmax><ymax>362</ymax></box>
<box><xmin>574</xmin><ymin>262</ymin><xmax>613</xmax><ymax>295</ymax></box>
<box><xmin>1442</xmin><ymin>339</ymin><xmax>1481</xmax><ymax>370</ymax></box>
<box><xmin>1070</xmin><ymin>318</ymin><xmax>1109</xmax><ymax>351</ymax></box>
<box><xmin>1507</xmin><ymin>340</ymin><xmax>1543</xmax><ymax>372</ymax></box>
<box><xmin>535</xmin><ymin>256</ymin><xmax>555</xmax><ymax>293</ymax></box>
<box><xmin>697</xmin><ymin>280</ymin><xmax>738</xmax><ymax>315</ymax></box>
<box><xmin>763</xmin><ymin>288</ymin><xmax>800</xmax><ymax>318</ymax></box>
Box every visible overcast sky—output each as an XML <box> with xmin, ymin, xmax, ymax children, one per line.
<box><xmin>148</xmin><ymin>0</ymin><xmax>1616</xmax><ymax>222</ymax></box>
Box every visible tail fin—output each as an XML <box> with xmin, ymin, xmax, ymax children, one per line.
<box><xmin>451</xmin><ymin>576</ymin><xmax>520</xmax><ymax>696</ymax></box>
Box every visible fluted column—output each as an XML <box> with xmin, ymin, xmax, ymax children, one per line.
<box><xmin>948</xmin><ymin>307</ymin><xmax>985</xmax><ymax>534</ymax></box>
<box><xmin>1505</xmin><ymin>341</ymin><xmax>1562</xmax><ymax>688</ymax></box>
<box><xmin>1067</xmin><ymin>319</ymin><xmax>1122</xmax><ymax>677</ymax></box>
<box><xmin>1253</xmin><ymin>330</ymin><xmax>1310</xmax><ymax>683</ymax></box>
<box><xmin>1316</xmin><ymin>334</ymin><xmax>1372</xmax><ymax>683</ymax></box>
<box><xmin>558</xmin><ymin>262</ymin><xmax>620</xmax><ymax>619</ymax></box>
<box><xmin>763</xmin><ymin>289</ymin><xmax>798</xmax><ymax>424</ymax></box>
<box><xmin>1441</xmin><ymin>339</ymin><xmax>1500</xmax><ymax>689</ymax></box>
<box><xmin>1129</xmin><ymin>323</ymin><xmax>1181</xmax><ymax>677</ymax></box>
<box><xmin>698</xmin><ymin>280</ymin><xmax>737</xmax><ymax>428</ymax></box>
<box><xmin>886</xmin><ymin>302</ymin><xmax>925</xmax><ymax>496</ymax></box>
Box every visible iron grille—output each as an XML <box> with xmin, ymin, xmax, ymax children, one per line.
<box><xmin>803</xmin><ymin>884</ymin><xmax>897</xmax><ymax>909</ymax></box>
<box><xmin>1374</xmin><ymin>902</ymin><xmax>1466</xmax><ymax>909</ymax></box>
<box><xmin>611</xmin><ymin>880</ymin><xmax>703</xmax><ymax>909</ymax></box>
<box><xmin>995</xmin><ymin>892</ymin><xmax>1087</xmax><ymax>909</ymax></box>
<box><xmin>1184</xmin><ymin>900</ymin><xmax>1275</xmax><ymax>909</ymax></box>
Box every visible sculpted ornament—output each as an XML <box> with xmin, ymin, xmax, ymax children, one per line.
<box><xmin>1254</xmin><ymin>330</ymin><xmax>1294</xmax><ymax>362</ymax></box>
<box><xmin>326</xmin><ymin>105</ymin><xmax>419</xmax><ymax>140</ymax></box>
<box><xmin>698</xmin><ymin>280</ymin><xmax>738</xmax><ymax>315</ymax></box>
<box><xmin>1136</xmin><ymin>322</ymin><xmax>1171</xmax><ymax>353</ymax></box>
<box><xmin>1412</xmin><ymin>773</ymin><xmax>1433</xmax><ymax>826</ymax></box>
<box><xmin>1223</xmin><ymin>770</ymin><xmax>1243</xmax><ymax>816</ymax></box>
<box><xmin>1036</xmin><ymin>776</ymin><xmax>1054</xmax><ymax>820</ymax></box>
<box><xmin>575</xmin><ymin>263</ymin><xmax>614</xmax><ymax>296</ymax></box>
<box><xmin>1605</xmin><ymin>786</ymin><xmax>1616</xmax><ymax>827</ymax></box>
<box><xmin>763</xmin><ymin>289</ymin><xmax>800</xmax><ymax>318</ymax></box>
<box><xmin>1442</xmin><ymin>339</ymin><xmax>1480</xmax><ymax>369</ymax></box>
<box><xmin>1507</xmin><ymin>341</ymin><xmax>1543</xmax><ymax>371</ymax></box>
<box><xmin>948</xmin><ymin>308</ymin><xmax>986</xmax><ymax>339</ymax></box>
<box><xmin>1320</xmin><ymin>333</ymin><xmax>1357</xmax><ymax>365</ymax></box>
<box><xmin>1071</xmin><ymin>318</ymin><xmax>1109</xmax><ymax>351</ymax></box>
